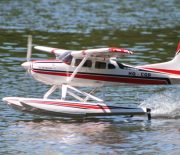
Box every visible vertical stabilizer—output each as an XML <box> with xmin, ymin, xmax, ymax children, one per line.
<box><xmin>176</xmin><ymin>41</ymin><xmax>180</xmax><ymax>55</ymax></box>
<box><xmin>139</xmin><ymin>41</ymin><xmax>180</xmax><ymax>73</ymax></box>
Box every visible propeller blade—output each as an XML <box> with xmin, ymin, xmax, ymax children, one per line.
<box><xmin>27</xmin><ymin>35</ymin><xmax>32</xmax><ymax>61</ymax></box>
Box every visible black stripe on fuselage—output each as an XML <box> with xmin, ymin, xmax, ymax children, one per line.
<box><xmin>32</xmin><ymin>69</ymin><xmax>171</xmax><ymax>84</ymax></box>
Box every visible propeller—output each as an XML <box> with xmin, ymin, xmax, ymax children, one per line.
<box><xmin>27</xmin><ymin>35</ymin><xmax>32</xmax><ymax>61</ymax></box>
<box><xmin>21</xmin><ymin>35</ymin><xmax>33</xmax><ymax>73</ymax></box>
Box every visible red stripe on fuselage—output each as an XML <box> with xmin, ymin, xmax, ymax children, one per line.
<box><xmin>32</xmin><ymin>69</ymin><xmax>169</xmax><ymax>85</ymax></box>
<box><xmin>143</xmin><ymin>67</ymin><xmax>180</xmax><ymax>75</ymax></box>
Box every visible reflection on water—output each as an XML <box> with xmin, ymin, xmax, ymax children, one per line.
<box><xmin>0</xmin><ymin>0</ymin><xmax>180</xmax><ymax>154</ymax></box>
<box><xmin>0</xmin><ymin>118</ymin><xmax>147</xmax><ymax>154</ymax></box>
<box><xmin>1</xmin><ymin>118</ymin><xmax>179</xmax><ymax>154</ymax></box>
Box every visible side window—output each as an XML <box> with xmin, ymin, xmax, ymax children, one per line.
<box><xmin>83</xmin><ymin>60</ymin><xmax>92</xmax><ymax>67</ymax></box>
<box><xmin>95</xmin><ymin>61</ymin><xmax>106</xmax><ymax>69</ymax></box>
<box><xmin>75</xmin><ymin>59</ymin><xmax>92</xmax><ymax>68</ymax></box>
<box><xmin>75</xmin><ymin>59</ymin><xmax>82</xmax><ymax>66</ymax></box>
<box><xmin>108</xmin><ymin>63</ymin><xmax>115</xmax><ymax>69</ymax></box>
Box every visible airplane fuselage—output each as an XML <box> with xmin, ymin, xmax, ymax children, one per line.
<box><xmin>26</xmin><ymin>58</ymin><xmax>179</xmax><ymax>87</ymax></box>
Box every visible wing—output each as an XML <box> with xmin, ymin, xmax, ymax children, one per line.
<box><xmin>34</xmin><ymin>46</ymin><xmax>133</xmax><ymax>59</ymax></box>
<box><xmin>71</xmin><ymin>47</ymin><xmax>133</xmax><ymax>58</ymax></box>
<box><xmin>34</xmin><ymin>46</ymin><xmax>68</xmax><ymax>56</ymax></box>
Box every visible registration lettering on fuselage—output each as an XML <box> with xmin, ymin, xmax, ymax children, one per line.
<box><xmin>128</xmin><ymin>72</ymin><xmax>151</xmax><ymax>77</ymax></box>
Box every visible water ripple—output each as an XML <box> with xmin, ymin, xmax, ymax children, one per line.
<box><xmin>0</xmin><ymin>0</ymin><xmax>179</xmax><ymax>33</ymax></box>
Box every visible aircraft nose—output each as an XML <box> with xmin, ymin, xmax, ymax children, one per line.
<box><xmin>21</xmin><ymin>61</ymin><xmax>32</xmax><ymax>70</ymax></box>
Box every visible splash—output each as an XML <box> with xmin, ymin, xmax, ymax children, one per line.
<box><xmin>140</xmin><ymin>90</ymin><xmax>180</xmax><ymax>119</ymax></box>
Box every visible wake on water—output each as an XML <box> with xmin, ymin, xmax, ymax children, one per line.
<box><xmin>140</xmin><ymin>89</ymin><xmax>180</xmax><ymax>119</ymax></box>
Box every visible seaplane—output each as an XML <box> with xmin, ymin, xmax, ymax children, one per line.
<box><xmin>2</xmin><ymin>36</ymin><xmax>180</xmax><ymax>120</ymax></box>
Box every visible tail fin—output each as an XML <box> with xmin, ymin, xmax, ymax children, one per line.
<box><xmin>139</xmin><ymin>42</ymin><xmax>180</xmax><ymax>75</ymax></box>
<box><xmin>175</xmin><ymin>41</ymin><xmax>180</xmax><ymax>55</ymax></box>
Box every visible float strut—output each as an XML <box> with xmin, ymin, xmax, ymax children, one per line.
<box><xmin>147</xmin><ymin>108</ymin><xmax>151</xmax><ymax>120</ymax></box>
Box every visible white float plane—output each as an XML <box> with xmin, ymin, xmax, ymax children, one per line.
<box><xmin>2</xmin><ymin>36</ymin><xmax>180</xmax><ymax>120</ymax></box>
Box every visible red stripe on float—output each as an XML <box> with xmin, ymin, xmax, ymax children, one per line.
<box><xmin>24</xmin><ymin>100</ymin><xmax>109</xmax><ymax>110</ymax></box>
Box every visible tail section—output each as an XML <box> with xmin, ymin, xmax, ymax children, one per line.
<box><xmin>139</xmin><ymin>42</ymin><xmax>180</xmax><ymax>75</ymax></box>
<box><xmin>176</xmin><ymin>41</ymin><xmax>180</xmax><ymax>55</ymax></box>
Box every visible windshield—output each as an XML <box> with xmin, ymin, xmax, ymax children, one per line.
<box><xmin>59</xmin><ymin>51</ymin><xmax>73</xmax><ymax>65</ymax></box>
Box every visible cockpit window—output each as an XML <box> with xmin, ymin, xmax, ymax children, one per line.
<box><xmin>60</xmin><ymin>52</ymin><xmax>73</xmax><ymax>65</ymax></box>
<box><xmin>58</xmin><ymin>51</ymin><xmax>69</xmax><ymax>59</ymax></box>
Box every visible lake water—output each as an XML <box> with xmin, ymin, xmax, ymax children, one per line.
<box><xmin>0</xmin><ymin>0</ymin><xmax>180</xmax><ymax>154</ymax></box>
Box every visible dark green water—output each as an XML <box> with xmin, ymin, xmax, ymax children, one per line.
<box><xmin>0</xmin><ymin>0</ymin><xmax>180</xmax><ymax>154</ymax></box>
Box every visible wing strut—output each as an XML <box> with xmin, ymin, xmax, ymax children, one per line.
<box><xmin>67</xmin><ymin>54</ymin><xmax>89</xmax><ymax>83</ymax></box>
